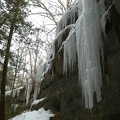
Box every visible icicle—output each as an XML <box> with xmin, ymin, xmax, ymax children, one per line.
<box><xmin>33</xmin><ymin>83</ymin><xmax>41</xmax><ymax>101</ymax></box>
<box><xmin>31</xmin><ymin>97</ymin><xmax>47</xmax><ymax>108</ymax></box>
<box><xmin>36</xmin><ymin>64</ymin><xmax>45</xmax><ymax>82</ymax></box>
<box><xmin>14</xmin><ymin>104</ymin><xmax>19</xmax><ymax>112</ymax></box>
<box><xmin>98</xmin><ymin>0</ymin><xmax>106</xmax><ymax>18</ymax></box>
<box><xmin>16</xmin><ymin>87</ymin><xmax>23</xmax><ymax>98</ymax></box>
<box><xmin>53</xmin><ymin>24</ymin><xmax>74</xmax><ymax>59</ymax></box>
<box><xmin>100</xmin><ymin>13</ymin><xmax>107</xmax><ymax>37</ymax></box>
<box><xmin>33</xmin><ymin>63</ymin><xmax>46</xmax><ymax>101</ymax></box>
<box><xmin>78</xmin><ymin>0</ymin><xmax>82</xmax><ymax>16</ymax></box>
<box><xmin>75</xmin><ymin>0</ymin><xmax>105</xmax><ymax>108</ymax></box>
<box><xmin>12</xmin><ymin>89</ymin><xmax>16</xmax><ymax>99</ymax></box>
<box><xmin>63</xmin><ymin>29</ymin><xmax>77</xmax><ymax>73</ymax></box>
<box><xmin>56</xmin><ymin>4</ymin><xmax>78</xmax><ymax>35</ymax></box>
<box><xmin>40</xmin><ymin>0</ymin><xmax>106</xmax><ymax>109</ymax></box>
<box><xmin>17</xmin><ymin>89</ymin><xmax>20</xmax><ymax>98</ymax></box>
<box><xmin>26</xmin><ymin>80</ymin><xmax>32</xmax><ymax>105</ymax></box>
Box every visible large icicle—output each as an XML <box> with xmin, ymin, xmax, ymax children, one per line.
<box><xmin>53</xmin><ymin>24</ymin><xmax>74</xmax><ymax>59</ymax></box>
<box><xmin>26</xmin><ymin>79</ymin><xmax>32</xmax><ymax>105</ymax></box>
<box><xmin>75</xmin><ymin>0</ymin><xmax>104</xmax><ymax>108</ymax></box>
<box><xmin>12</xmin><ymin>89</ymin><xmax>17</xmax><ymax>99</ymax></box>
<box><xmin>63</xmin><ymin>29</ymin><xmax>77</xmax><ymax>73</ymax></box>
<box><xmin>33</xmin><ymin>63</ymin><xmax>46</xmax><ymax>101</ymax></box>
<box><xmin>63</xmin><ymin>0</ymin><xmax>105</xmax><ymax>109</ymax></box>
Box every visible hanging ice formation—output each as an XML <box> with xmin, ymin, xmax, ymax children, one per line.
<box><xmin>53</xmin><ymin>24</ymin><xmax>74</xmax><ymax>58</ymax></box>
<box><xmin>12</xmin><ymin>89</ymin><xmax>17</xmax><ymax>99</ymax></box>
<box><xmin>54</xmin><ymin>0</ymin><xmax>106</xmax><ymax>109</ymax></box>
<box><xmin>33</xmin><ymin>63</ymin><xmax>47</xmax><ymax>101</ymax></box>
<box><xmin>63</xmin><ymin>29</ymin><xmax>77</xmax><ymax>73</ymax></box>
<box><xmin>26</xmin><ymin>79</ymin><xmax>32</xmax><ymax>105</ymax></box>
<box><xmin>25</xmin><ymin>62</ymin><xmax>51</xmax><ymax>104</ymax></box>
<box><xmin>56</xmin><ymin>3</ymin><xmax>78</xmax><ymax>35</ymax></box>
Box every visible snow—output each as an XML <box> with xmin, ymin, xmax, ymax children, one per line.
<box><xmin>5</xmin><ymin>87</ymin><xmax>23</xmax><ymax>98</ymax></box>
<box><xmin>9</xmin><ymin>108</ymin><xmax>54</xmax><ymax>120</ymax></box>
<box><xmin>31</xmin><ymin>97</ymin><xmax>47</xmax><ymax>107</ymax></box>
<box><xmin>5</xmin><ymin>90</ymin><xmax>12</xmax><ymax>96</ymax></box>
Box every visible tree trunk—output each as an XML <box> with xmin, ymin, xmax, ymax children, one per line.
<box><xmin>0</xmin><ymin>2</ymin><xmax>20</xmax><ymax>120</ymax></box>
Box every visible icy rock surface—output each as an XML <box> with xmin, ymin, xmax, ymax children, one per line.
<box><xmin>56</xmin><ymin>0</ymin><xmax>106</xmax><ymax>109</ymax></box>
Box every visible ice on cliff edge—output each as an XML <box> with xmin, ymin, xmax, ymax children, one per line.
<box><xmin>27</xmin><ymin>0</ymin><xmax>107</xmax><ymax>109</ymax></box>
<box><xmin>55</xmin><ymin>0</ymin><xmax>106</xmax><ymax>109</ymax></box>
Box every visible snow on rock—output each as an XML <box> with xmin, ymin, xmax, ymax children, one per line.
<box><xmin>5</xmin><ymin>87</ymin><xmax>23</xmax><ymax>98</ymax></box>
<box><xmin>9</xmin><ymin>108</ymin><xmax>54</xmax><ymax>120</ymax></box>
<box><xmin>31</xmin><ymin>97</ymin><xmax>47</xmax><ymax>107</ymax></box>
<box><xmin>5</xmin><ymin>90</ymin><xmax>12</xmax><ymax>96</ymax></box>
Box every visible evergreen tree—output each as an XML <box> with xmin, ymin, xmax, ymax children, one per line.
<box><xmin>0</xmin><ymin>0</ymin><xmax>31</xmax><ymax>119</ymax></box>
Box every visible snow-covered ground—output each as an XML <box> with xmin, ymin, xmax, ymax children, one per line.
<box><xmin>9</xmin><ymin>108</ymin><xmax>54</xmax><ymax>120</ymax></box>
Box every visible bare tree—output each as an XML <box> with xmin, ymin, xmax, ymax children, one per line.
<box><xmin>29</xmin><ymin>0</ymin><xmax>78</xmax><ymax>44</ymax></box>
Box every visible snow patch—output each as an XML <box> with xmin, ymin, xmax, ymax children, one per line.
<box><xmin>9</xmin><ymin>108</ymin><xmax>54</xmax><ymax>120</ymax></box>
<box><xmin>31</xmin><ymin>97</ymin><xmax>47</xmax><ymax>107</ymax></box>
<box><xmin>5</xmin><ymin>87</ymin><xmax>23</xmax><ymax>98</ymax></box>
<box><xmin>5</xmin><ymin>90</ymin><xmax>12</xmax><ymax>96</ymax></box>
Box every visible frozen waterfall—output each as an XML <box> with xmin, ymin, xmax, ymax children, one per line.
<box><xmin>62</xmin><ymin>0</ymin><xmax>106</xmax><ymax>108</ymax></box>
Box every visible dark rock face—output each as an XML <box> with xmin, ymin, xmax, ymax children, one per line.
<box><xmin>31</xmin><ymin>0</ymin><xmax>120</xmax><ymax>120</ymax></box>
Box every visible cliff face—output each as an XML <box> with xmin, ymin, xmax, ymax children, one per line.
<box><xmin>31</xmin><ymin>0</ymin><xmax>120</xmax><ymax>120</ymax></box>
